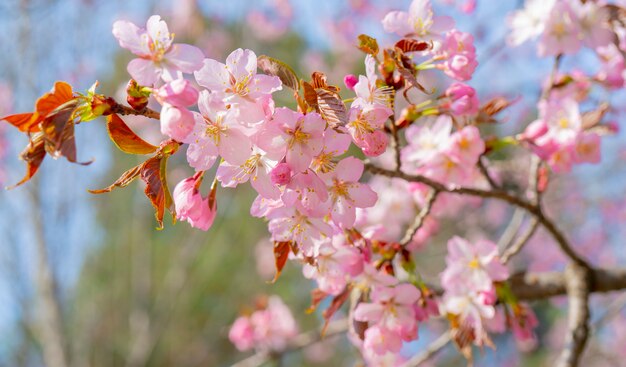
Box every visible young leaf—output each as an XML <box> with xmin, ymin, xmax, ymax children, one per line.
<box><xmin>395</xmin><ymin>39</ymin><xmax>432</xmax><ymax>53</ymax></box>
<box><xmin>6</xmin><ymin>133</ymin><xmax>46</xmax><ymax>189</ymax></box>
<box><xmin>316</xmin><ymin>89</ymin><xmax>348</xmax><ymax>128</ymax></box>
<box><xmin>88</xmin><ymin>163</ymin><xmax>143</xmax><ymax>194</ymax></box>
<box><xmin>269</xmin><ymin>241</ymin><xmax>292</xmax><ymax>283</ymax></box>
<box><xmin>322</xmin><ymin>285</ymin><xmax>352</xmax><ymax>335</ymax></box>
<box><xmin>140</xmin><ymin>156</ymin><xmax>168</xmax><ymax>229</ymax></box>
<box><xmin>257</xmin><ymin>55</ymin><xmax>299</xmax><ymax>90</ymax></box>
<box><xmin>302</xmin><ymin>81</ymin><xmax>318</xmax><ymax>109</ymax></box>
<box><xmin>357</xmin><ymin>34</ymin><xmax>379</xmax><ymax>56</ymax></box>
<box><xmin>1</xmin><ymin>112</ymin><xmax>38</xmax><ymax>132</ymax></box>
<box><xmin>107</xmin><ymin>114</ymin><xmax>158</xmax><ymax>155</ymax></box>
<box><xmin>41</xmin><ymin>100</ymin><xmax>81</xmax><ymax>162</ymax></box>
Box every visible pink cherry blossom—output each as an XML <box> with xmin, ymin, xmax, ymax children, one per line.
<box><xmin>267</xmin><ymin>206</ymin><xmax>333</xmax><ymax>256</ymax></box>
<box><xmin>185</xmin><ymin>91</ymin><xmax>252</xmax><ymax>170</ymax></box>
<box><xmin>573</xmin><ymin>1</ymin><xmax>613</xmax><ymax>50</ymax></box>
<box><xmin>256</xmin><ymin>108</ymin><xmax>326</xmax><ymax>173</ymax></box>
<box><xmin>173</xmin><ymin>174</ymin><xmax>217</xmax><ymax>231</ymax></box>
<box><xmin>319</xmin><ymin>157</ymin><xmax>378</xmax><ymax>228</ymax></box>
<box><xmin>216</xmin><ymin>146</ymin><xmax>281</xmax><ymax>199</ymax></box>
<box><xmin>155</xmin><ymin>78</ymin><xmax>199</xmax><ymax>107</ymax></box>
<box><xmin>112</xmin><ymin>15</ymin><xmax>204</xmax><ymax>85</ymax></box>
<box><xmin>447</xmin><ymin>125</ymin><xmax>485</xmax><ymax>166</ymax></box>
<box><xmin>194</xmin><ymin>48</ymin><xmax>282</xmax><ymax>102</ymax></box>
<box><xmin>311</xmin><ymin>128</ymin><xmax>352</xmax><ymax>174</ymax></box>
<box><xmin>437</xmin><ymin>29</ymin><xmax>478</xmax><ymax>81</ymax></box>
<box><xmin>537</xmin><ymin>2</ymin><xmax>581</xmax><ymax>57</ymax></box>
<box><xmin>352</xmin><ymin>55</ymin><xmax>393</xmax><ymax>109</ymax></box>
<box><xmin>303</xmin><ymin>236</ymin><xmax>364</xmax><ymax>295</ymax></box>
<box><xmin>441</xmin><ymin>236</ymin><xmax>509</xmax><ymax>294</ymax></box>
<box><xmin>507</xmin><ymin>0</ymin><xmax>555</xmax><ymax>47</ymax></box>
<box><xmin>160</xmin><ymin>103</ymin><xmax>194</xmax><ymax>141</ymax></box>
<box><xmin>445</xmin><ymin>82</ymin><xmax>479</xmax><ymax>116</ymax></box>
<box><xmin>344</xmin><ymin>74</ymin><xmax>358</xmax><ymax>90</ymax></box>
<box><xmin>382</xmin><ymin>0</ymin><xmax>454</xmax><ymax>40</ymax></box>
<box><xmin>282</xmin><ymin>170</ymin><xmax>330</xmax><ymax>217</ymax></box>
<box><xmin>229</xmin><ymin>317</ymin><xmax>255</xmax><ymax>351</ymax></box>
<box><xmin>270</xmin><ymin>162</ymin><xmax>293</xmax><ymax>186</ymax></box>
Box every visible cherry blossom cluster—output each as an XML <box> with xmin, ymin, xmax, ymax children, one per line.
<box><xmin>228</xmin><ymin>296</ymin><xmax>298</xmax><ymax>353</ymax></box>
<box><xmin>21</xmin><ymin>0</ymin><xmax>617</xmax><ymax>364</ymax></box>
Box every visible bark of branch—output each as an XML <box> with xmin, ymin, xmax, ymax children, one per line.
<box><xmin>556</xmin><ymin>263</ymin><xmax>591</xmax><ymax>367</ymax></box>
<box><xmin>111</xmin><ymin>103</ymin><xmax>161</xmax><ymax>120</ymax></box>
<box><xmin>401</xmin><ymin>331</ymin><xmax>451</xmax><ymax>367</ymax></box>
<box><xmin>400</xmin><ymin>189</ymin><xmax>438</xmax><ymax>246</ymax></box>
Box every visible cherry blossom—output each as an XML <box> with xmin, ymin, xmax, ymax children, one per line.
<box><xmin>112</xmin><ymin>15</ymin><xmax>204</xmax><ymax>85</ymax></box>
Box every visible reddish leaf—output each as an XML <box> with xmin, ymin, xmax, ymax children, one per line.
<box><xmin>7</xmin><ymin>133</ymin><xmax>46</xmax><ymax>189</ymax></box>
<box><xmin>36</xmin><ymin>81</ymin><xmax>74</xmax><ymax>117</ymax></box>
<box><xmin>269</xmin><ymin>241</ymin><xmax>292</xmax><ymax>283</ymax></box>
<box><xmin>140</xmin><ymin>156</ymin><xmax>168</xmax><ymax>229</ymax></box>
<box><xmin>41</xmin><ymin>100</ymin><xmax>82</xmax><ymax>162</ymax></box>
<box><xmin>306</xmin><ymin>288</ymin><xmax>328</xmax><ymax>314</ymax></box>
<box><xmin>257</xmin><ymin>55</ymin><xmax>299</xmax><ymax>91</ymax></box>
<box><xmin>357</xmin><ymin>34</ymin><xmax>379</xmax><ymax>56</ymax></box>
<box><xmin>316</xmin><ymin>89</ymin><xmax>348</xmax><ymax>128</ymax></box>
<box><xmin>88</xmin><ymin>163</ymin><xmax>143</xmax><ymax>194</ymax></box>
<box><xmin>322</xmin><ymin>285</ymin><xmax>352</xmax><ymax>335</ymax></box>
<box><xmin>1</xmin><ymin>113</ymin><xmax>38</xmax><ymax>132</ymax></box>
<box><xmin>302</xmin><ymin>81</ymin><xmax>318</xmax><ymax>109</ymax></box>
<box><xmin>107</xmin><ymin>114</ymin><xmax>158</xmax><ymax>155</ymax></box>
<box><xmin>395</xmin><ymin>39</ymin><xmax>431</xmax><ymax>53</ymax></box>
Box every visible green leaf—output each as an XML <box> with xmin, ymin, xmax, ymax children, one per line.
<box><xmin>357</xmin><ymin>34</ymin><xmax>379</xmax><ymax>56</ymax></box>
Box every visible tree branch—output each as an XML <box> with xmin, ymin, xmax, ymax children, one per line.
<box><xmin>400</xmin><ymin>189</ymin><xmax>439</xmax><ymax>246</ymax></box>
<box><xmin>556</xmin><ymin>263</ymin><xmax>591</xmax><ymax>367</ymax></box>
<box><xmin>111</xmin><ymin>103</ymin><xmax>161</xmax><ymax>120</ymax></box>
<box><xmin>401</xmin><ymin>331</ymin><xmax>451</xmax><ymax>367</ymax></box>
<box><xmin>363</xmin><ymin>163</ymin><xmax>589</xmax><ymax>267</ymax></box>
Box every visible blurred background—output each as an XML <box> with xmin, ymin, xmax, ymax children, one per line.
<box><xmin>0</xmin><ymin>0</ymin><xmax>626</xmax><ymax>366</ymax></box>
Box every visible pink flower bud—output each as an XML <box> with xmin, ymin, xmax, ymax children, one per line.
<box><xmin>344</xmin><ymin>74</ymin><xmax>358</xmax><ymax>90</ymax></box>
<box><xmin>173</xmin><ymin>175</ymin><xmax>217</xmax><ymax>231</ymax></box>
<box><xmin>360</xmin><ymin>130</ymin><xmax>388</xmax><ymax>157</ymax></box>
<box><xmin>522</xmin><ymin>119</ymin><xmax>548</xmax><ymax>141</ymax></box>
<box><xmin>478</xmin><ymin>288</ymin><xmax>497</xmax><ymax>305</ymax></box>
<box><xmin>228</xmin><ymin>317</ymin><xmax>255</xmax><ymax>351</ymax></box>
<box><xmin>156</xmin><ymin>79</ymin><xmax>199</xmax><ymax>107</ymax></box>
<box><xmin>445</xmin><ymin>82</ymin><xmax>479</xmax><ymax>116</ymax></box>
<box><xmin>270</xmin><ymin>162</ymin><xmax>292</xmax><ymax>185</ymax></box>
<box><xmin>160</xmin><ymin>104</ymin><xmax>194</xmax><ymax>141</ymax></box>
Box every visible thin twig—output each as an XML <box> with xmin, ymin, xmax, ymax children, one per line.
<box><xmin>400</xmin><ymin>189</ymin><xmax>439</xmax><ymax>246</ymax></box>
<box><xmin>390</xmin><ymin>121</ymin><xmax>403</xmax><ymax>172</ymax></box>
<box><xmin>497</xmin><ymin>209</ymin><xmax>525</xmax><ymax>251</ymax></box>
<box><xmin>111</xmin><ymin>103</ymin><xmax>161</xmax><ymax>120</ymax></box>
<box><xmin>401</xmin><ymin>331</ymin><xmax>451</xmax><ymax>367</ymax></box>
<box><xmin>501</xmin><ymin>218</ymin><xmax>539</xmax><ymax>264</ymax></box>
<box><xmin>477</xmin><ymin>156</ymin><xmax>499</xmax><ymax>189</ymax></box>
<box><xmin>364</xmin><ymin>163</ymin><xmax>589</xmax><ymax>267</ymax></box>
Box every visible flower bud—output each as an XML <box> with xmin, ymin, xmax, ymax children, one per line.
<box><xmin>270</xmin><ymin>162</ymin><xmax>292</xmax><ymax>185</ymax></box>
<box><xmin>343</xmin><ymin>74</ymin><xmax>358</xmax><ymax>91</ymax></box>
<box><xmin>160</xmin><ymin>104</ymin><xmax>194</xmax><ymax>142</ymax></box>
<box><xmin>126</xmin><ymin>79</ymin><xmax>150</xmax><ymax>110</ymax></box>
<box><xmin>155</xmin><ymin>79</ymin><xmax>199</xmax><ymax>107</ymax></box>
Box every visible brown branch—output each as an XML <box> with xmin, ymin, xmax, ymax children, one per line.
<box><xmin>389</xmin><ymin>120</ymin><xmax>403</xmax><ymax>172</ymax></box>
<box><xmin>231</xmin><ymin>318</ymin><xmax>348</xmax><ymax>367</ymax></box>
<box><xmin>364</xmin><ymin>163</ymin><xmax>589</xmax><ymax>267</ymax></box>
<box><xmin>477</xmin><ymin>156</ymin><xmax>499</xmax><ymax>189</ymax></box>
<box><xmin>501</xmin><ymin>218</ymin><xmax>539</xmax><ymax>264</ymax></box>
<box><xmin>111</xmin><ymin>103</ymin><xmax>161</xmax><ymax>120</ymax></box>
<box><xmin>400</xmin><ymin>189</ymin><xmax>439</xmax><ymax>246</ymax></box>
<box><xmin>556</xmin><ymin>263</ymin><xmax>592</xmax><ymax>367</ymax></box>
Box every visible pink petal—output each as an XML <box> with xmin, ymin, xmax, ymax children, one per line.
<box><xmin>127</xmin><ymin>58</ymin><xmax>160</xmax><ymax>86</ymax></box>
<box><xmin>194</xmin><ymin>58</ymin><xmax>230</xmax><ymax>91</ymax></box>
<box><xmin>166</xmin><ymin>44</ymin><xmax>205</xmax><ymax>73</ymax></box>
<box><xmin>251</xmin><ymin>169</ymin><xmax>281</xmax><ymax>200</ymax></box>
<box><xmin>381</xmin><ymin>11</ymin><xmax>412</xmax><ymax>36</ymax></box>
<box><xmin>226</xmin><ymin>48</ymin><xmax>257</xmax><ymax>81</ymax></box>
<box><xmin>348</xmin><ymin>183</ymin><xmax>378</xmax><ymax>208</ymax></box>
<box><xmin>219</xmin><ymin>128</ymin><xmax>252</xmax><ymax>166</ymax></box>
<box><xmin>335</xmin><ymin>157</ymin><xmax>364</xmax><ymax>182</ymax></box>
<box><xmin>112</xmin><ymin>20</ymin><xmax>149</xmax><ymax>56</ymax></box>
<box><xmin>248</xmin><ymin>74</ymin><xmax>282</xmax><ymax>98</ymax></box>
<box><xmin>286</xmin><ymin>143</ymin><xmax>312</xmax><ymax>173</ymax></box>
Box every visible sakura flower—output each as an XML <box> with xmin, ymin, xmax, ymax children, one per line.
<box><xmin>507</xmin><ymin>0</ymin><xmax>555</xmax><ymax>47</ymax></box>
<box><xmin>537</xmin><ymin>2</ymin><xmax>581</xmax><ymax>57</ymax></box>
<box><xmin>441</xmin><ymin>236</ymin><xmax>509</xmax><ymax>294</ymax></box>
<box><xmin>573</xmin><ymin>1</ymin><xmax>613</xmax><ymax>49</ymax></box>
<box><xmin>216</xmin><ymin>146</ymin><xmax>281</xmax><ymax>199</ymax></box>
<box><xmin>160</xmin><ymin>104</ymin><xmax>194</xmax><ymax>141</ymax></box>
<box><xmin>194</xmin><ymin>48</ymin><xmax>282</xmax><ymax>102</ymax></box>
<box><xmin>270</xmin><ymin>162</ymin><xmax>293</xmax><ymax>186</ymax></box>
<box><xmin>256</xmin><ymin>108</ymin><xmax>326</xmax><ymax>173</ymax></box>
<box><xmin>441</xmin><ymin>287</ymin><xmax>495</xmax><ymax>346</ymax></box>
<box><xmin>302</xmin><ymin>236</ymin><xmax>364</xmax><ymax>295</ymax></box>
<box><xmin>437</xmin><ymin>29</ymin><xmax>478</xmax><ymax>81</ymax></box>
<box><xmin>319</xmin><ymin>157</ymin><xmax>378</xmax><ymax>228</ymax></box>
<box><xmin>447</xmin><ymin>125</ymin><xmax>485</xmax><ymax>166</ymax></box>
<box><xmin>173</xmin><ymin>174</ymin><xmax>217</xmax><ymax>231</ymax></box>
<box><xmin>282</xmin><ymin>170</ymin><xmax>330</xmax><ymax>217</ymax></box>
<box><xmin>445</xmin><ymin>82</ymin><xmax>479</xmax><ymax>116</ymax></box>
<box><xmin>154</xmin><ymin>78</ymin><xmax>199</xmax><ymax>107</ymax></box>
<box><xmin>354</xmin><ymin>283</ymin><xmax>421</xmax><ymax>345</ymax></box>
<box><xmin>362</xmin><ymin>325</ymin><xmax>403</xmax><ymax>355</ymax></box>
<box><xmin>382</xmin><ymin>0</ymin><xmax>454</xmax><ymax>41</ymax></box>
<box><xmin>186</xmin><ymin>90</ymin><xmax>252</xmax><ymax>171</ymax></box>
<box><xmin>402</xmin><ymin>115</ymin><xmax>452</xmax><ymax>169</ymax></box>
<box><xmin>267</xmin><ymin>206</ymin><xmax>333</xmax><ymax>255</ymax></box>
<box><xmin>311</xmin><ymin>128</ymin><xmax>352</xmax><ymax>174</ymax></box>
<box><xmin>573</xmin><ymin>132</ymin><xmax>601</xmax><ymax>164</ymax></box>
<box><xmin>229</xmin><ymin>317</ymin><xmax>255</xmax><ymax>351</ymax></box>
<box><xmin>112</xmin><ymin>15</ymin><xmax>204</xmax><ymax>85</ymax></box>
<box><xmin>352</xmin><ymin>55</ymin><xmax>393</xmax><ymax>109</ymax></box>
